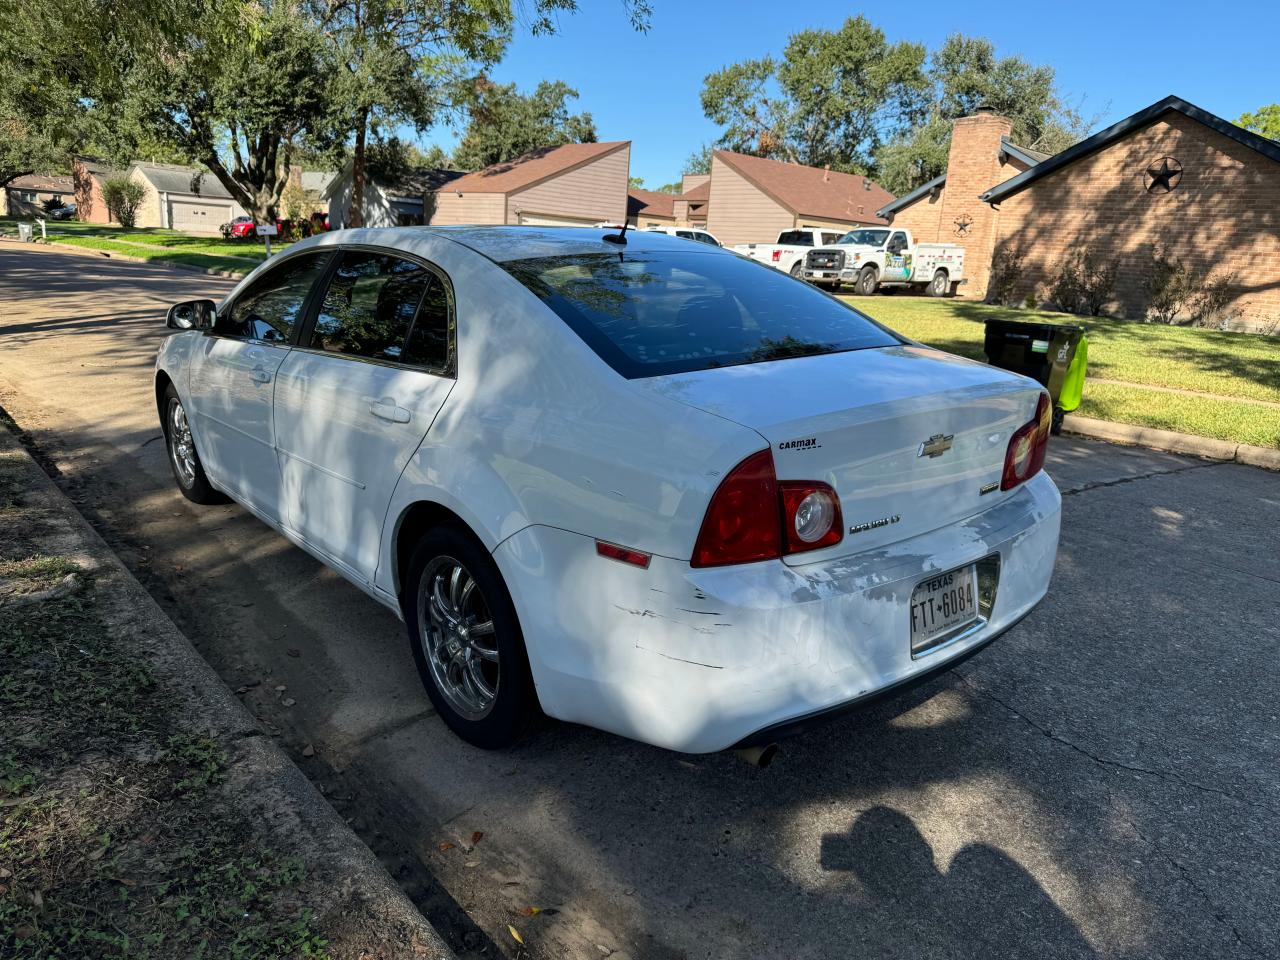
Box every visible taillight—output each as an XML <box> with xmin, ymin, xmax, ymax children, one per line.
<box><xmin>1001</xmin><ymin>393</ymin><xmax>1052</xmax><ymax>491</ymax></box>
<box><xmin>692</xmin><ymin>450</ymin><xmax>843</xmax><ymax>567</ymax></box>
<box><xmin>771</xmin><ymin>250</ymin><xmax>781</xmax><ymax>262</ymax></box>
<box><xmin>691</xmin><ymin>450</ymin><xmax>780</xmax><ymax>567</ymax></box>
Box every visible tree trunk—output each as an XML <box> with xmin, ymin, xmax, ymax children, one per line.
<box><xmin>349</xmin><ymin>110</ymin><xmax>368</xmax><ymax>228</ymax></box>
<box><xmin>0</xmin><ymin>170</ymin><xmax>34</xmax><ymax>189</ymax></box>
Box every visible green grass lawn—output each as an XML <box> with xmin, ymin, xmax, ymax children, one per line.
<box><xmin>843</xmin><ymin>295</ymin><xmax>1280</xmax><ymax>450</ymax></box>
<box><xmin>0</xmin><ymin>216</ymin><xmax>281</xmax><ymax>275</ymax></box>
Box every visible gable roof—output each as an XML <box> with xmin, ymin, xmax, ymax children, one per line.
<box><xmin>982</xmin><ymin>95</ymin><xmax>1280</xmax><ymax>204</ymax></box>
<box><xmin>7</xmin><ymin>174</ymin><xmax>74</xmax><ymax>193</ymax></box>
<box><xmin>130</xmin><ymin>162</ymin><xmax>234</xmax><ymax>199</ymax></box>
<box><xmin>74</xmin><ymin>156</ymin><xmax>116</xmax><ymax>181</ymax></box>
<box><xmin>681</xmin><ymin>180</ymin><xmax>710</xmax><ymax>203</ymax></box>
<box><xmin>713</xmin><ymin>150</ymin><xmax>894</xmax><ymax>225</ymax></box>
<box><xmin>442</xmin><ymin>141</ymin><xmax>629</xmax><ymax>196</ymax></box>
<box><xmin>628</xmin><ymin>188</ymin><xmax>676</xmax><ymax>219</ymax></box>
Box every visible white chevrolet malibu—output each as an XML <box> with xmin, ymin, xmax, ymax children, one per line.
<box><xmin>155</xmin><ymin>226</ymin><xmax>1060</xmax><ymax>754</ymax></box>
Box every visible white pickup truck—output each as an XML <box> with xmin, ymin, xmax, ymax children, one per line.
<box><xmin>733</xmin><ymin>227</ymin><xmax>850</xmax><ymax>278</ymax></box>
<box><xmin>802</xmin><ymin>227</ymin><xmax>965</xmax><ymax>297</ymax></box>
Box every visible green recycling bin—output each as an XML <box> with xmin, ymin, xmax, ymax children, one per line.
<box><xmin>982</xmin><ymin>319</ymin><xmax>1088</xmax><ymax>434</ymax></box>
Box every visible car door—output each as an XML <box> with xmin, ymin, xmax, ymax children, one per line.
<box><xmin>885</xmin><ymin>231</ymin><xmax>912</xmax><ymax>281</ymax></box>
<box><xmin>186</xmin><ymin>251</ymin><xmax>332</xmax><ymax>519</ymax></box>
<box><xmin>272</xmin><ymin>247</ymin><xmax>455</xmax><ymax>582</ymax></box>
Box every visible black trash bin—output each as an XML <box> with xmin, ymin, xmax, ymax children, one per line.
<box><xmin>982</xmin><ymin>319</ymin><xmax>1088</xmax><ymax>434</ymax></box>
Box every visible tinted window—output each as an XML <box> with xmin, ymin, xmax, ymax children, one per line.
<box><xmin>821</xmin><ymin>232</ymin><xmax>843</xmax><ymax>245</ymax></box>
<box><xmin>676</xmin><ymin>231</ymin><xmax>695</xmax><ymax>239</ymax></box>
<box><xmin>693</xmin><ymin>232</ymin><xmax>719</xmax><ymax>246</ymax></box>
<box><xmin>310</xmin><ymin>251</ymin><xmax>431</xmax><ymax>361</ymax></box>
<box><xmin>401</xmin><ymin>277</ymin><xmax>452</xmax><ymax>372</ymax></box>
<box><xmin>777</xmin><ymin>231</ymin><xmax>814</xmax><ymax>246</ymax></box>
<box><xmin>502</xmin><ymin>250</ymin><xmax>900</xmax><ymax>379</ymax></box>
<box><xmin>222</xmin><ymin>252</ymin><xmax>330</xmax><ymax>342</ymax></box>
<box><xmin>887</xmin><ymin>232</ymin><xmax>908</xmax><ymax>253</ymax></box>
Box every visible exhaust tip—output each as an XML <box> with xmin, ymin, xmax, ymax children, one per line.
<box><xmin>732</xmin><ymin>743</ymin><xmax>779</xmax><ymax>768</ymax></box>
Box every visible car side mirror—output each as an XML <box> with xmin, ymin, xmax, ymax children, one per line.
<box><xmin>166</xmin><ymin>299</ymin><xmax>216</xmax><ymax>330</ymax></box>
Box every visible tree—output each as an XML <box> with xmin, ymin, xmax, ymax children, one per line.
<box><xmin>701</xmin><ymin>20</ymin><xmax>1091</xmax><ymax>194</ymax></box>
<box><xmin>315</xmin><ymin>1</ymin><xmax>648</xmax><ymax>225</ymax></box>
<box><xmin>655</xmin><ymin>181</ymin><xmax>682</xmax><ymax>194</ymax></box>
<box><xmin>684</xmin><ymin>144</ymin><xmax>713</xmax><ymax>175</ymax></box>
<box><xmin>101</xmin><ymin>177</ymin><xmax>146</xmax><ymax>228</ymax></box>
<box><xmin>700</xmin><ymin>16</ymin><xmax>928</xmax><ymax>174</ymax></box>
<box><xmin>451</xmin><ymin>78</ymin><xmax>596</xmax><ymax>171</ymax></box>
<box><xmin>1238</xmin><ymin>104</ymin><xmax>1280</xmax><ymax>141</ymax></box>
<box><xmin>629</xmin><ymin>176</ymin><xmax>645</xmax><ymax>188</ymax></box>
<box><xmin>121</xmin><ymin>2</ymin><xmax>342</xmax><ymax>223</ymax></box>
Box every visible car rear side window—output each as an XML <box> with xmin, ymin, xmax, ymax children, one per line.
<box><xmin>310</xmin><ymin>251</ymin><xmax>433</xmax><ymax>363</ymax></box>
<box><xmin>221</xmin><ymin>252</ymin><xmax>330</xmax><ymax>343</ymax></box>
<box><xmin>502</xmin><ymin>250</ymin><xmax>901</xmax><ymax>379</ymax></box>
<box><xmin>401</xmin><ymin>276</ymin><xmax>453</xmax><ymax>373</ymax></box>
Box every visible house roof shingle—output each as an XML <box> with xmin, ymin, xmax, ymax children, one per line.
<box><xmin>6</xmin><ymin>174</ymin><xmax>74</xmax><ymax>193</ymax></box>
<box><xmin>130</xmin><ymin>162</ymin><xmax>234</xmax><ymax>199</ymax></box>
<box><xmin>713</xmin><ymin>150</ymin><xmax>894</xmax><ymax>225</ymax></box>
<box><xmin>443</xmin><ymin>141</ymin><xmax>629</xmax><ymax>195</ymax></box>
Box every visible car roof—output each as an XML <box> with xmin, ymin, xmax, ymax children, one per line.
<box><xmin>310</xmin><ymin>225</ymin><xmax>732</xmax><ymax>263</ymax></box>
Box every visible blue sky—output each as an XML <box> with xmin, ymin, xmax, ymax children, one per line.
<box><xmin>421</xmin><ymin>1</ymin><xmax>1279</xmax><ymax>186</ymax></box>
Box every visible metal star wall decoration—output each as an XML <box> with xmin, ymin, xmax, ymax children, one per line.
<box><xmin>953</xmin><ymin>215</ymin><xmax>972</xmax><ymax>237</ymax></box>
<box><xmin>1146</xmin><ymin>157</ymin><xmax>1183</xmax><ymax>193</ymax></box>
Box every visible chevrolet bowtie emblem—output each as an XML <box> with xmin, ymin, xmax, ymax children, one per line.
<box><xmin>918</xmin><ymin>433</ymin><xmax>954</xmax><ymax>458</ymax></box>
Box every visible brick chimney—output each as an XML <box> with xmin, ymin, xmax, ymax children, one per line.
<box><xmin>940</xmin><ymin>106</ymin><xmax>1013</xmax><ymax>299</ymax></box>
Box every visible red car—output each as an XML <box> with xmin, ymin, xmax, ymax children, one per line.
<box><xmin>224</xmin><ymin>214</ymin><xmax>329</xmax><ymax>239</ymax></box>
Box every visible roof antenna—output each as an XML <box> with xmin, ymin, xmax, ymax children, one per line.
<box><xmin>603</xmin><ymin>219</ymin><xmax>629</xmax><ymax>245</ymax></box>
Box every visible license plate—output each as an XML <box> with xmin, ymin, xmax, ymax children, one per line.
<box><xmin>909</xmin><ymin>564</ymin><xmax>979</xmax><ymax>654</ymax></box>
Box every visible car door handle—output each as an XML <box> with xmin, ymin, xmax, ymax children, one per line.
<box><xmin>249</xmin><ymin>366</ymin><xmax>272</xmax><ymax>384</ymax></box>
<box><xmin>369</xmin><ymin>398</ymin><xmax>411</xmax><ymax>424</ymax></box>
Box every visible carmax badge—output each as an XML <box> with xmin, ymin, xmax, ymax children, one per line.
<box><xmin>918</xmin><ymin>433</ymin><xmax>954</xmax><ymax>458</ymax></box>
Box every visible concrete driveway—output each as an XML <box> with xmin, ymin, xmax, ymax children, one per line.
<box><xmin>1</xmin><ymin>242</ymin><xmax>1276</xmax><ymax>959</ymax></box>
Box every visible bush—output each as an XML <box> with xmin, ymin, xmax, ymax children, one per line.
<box><xmin>1048</xmin><ymin>249</ymin><xmax>1117</xmax><ymax>316</ymax></box>
<box><xmin>102</xmin><ymin>176</ymin><xmax>146</xmax><ymax>228</ymax></box>
<box><xmin>41</xmin><ymin>196</ymin><xmax>66</xmax><ymax>212</ymax></box>
<box><xmin>986</xmin><ymin>243</ymin><xmax>1025</xmax><ymax>306</ymax></box>
<box><xmin>1142</xmin><ymin>245</ymin><xmax>1238</xmax><ymax>326</ymax></box>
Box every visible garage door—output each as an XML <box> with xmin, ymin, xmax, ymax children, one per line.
<box><xmin>169</xmin><ymin>199</ymin><xmax>231</xmax><ymax>235</ymax></box>
<box><xmin>516</xmin><ymin>212</ymin><xmax>599</xmax><ymax>227</ymax></box>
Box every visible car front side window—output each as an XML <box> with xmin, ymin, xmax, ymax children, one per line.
<box><xmin>309</xmin><ymin>251</ymin><xmax>434</xmax><ymax>363</ymax></box>
<box><xmin>220</xmin><ymin>252</ymin><xmax>330</xmax><ymax>343</ymax></box>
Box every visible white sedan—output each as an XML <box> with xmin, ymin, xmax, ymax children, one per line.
<box><xmin>155</xmin><ymin>226</ymin><xmax>1060</xmax><ymax>754</ymax></box>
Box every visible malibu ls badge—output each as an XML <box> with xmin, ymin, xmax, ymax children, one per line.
<box><xmin>918</xmin><ymin>433</ymin><xmax>954</xmax><ymax>459</ymax></box>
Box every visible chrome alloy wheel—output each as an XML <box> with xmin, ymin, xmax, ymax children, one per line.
<box><xmin>418</xmin><ymin>556</ymin><xmax>499</xmax><ymax>721</ymax></box>
<box><xmin>167</xmin><ymin>398</ymin><xmax>197</xmax><ymax>488</ymax></box>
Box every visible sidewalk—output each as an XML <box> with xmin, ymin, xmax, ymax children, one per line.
<box><xmin>0</xmin><ymin>421</ymin><xmax>453</xmax><ymax>959</ymax></box>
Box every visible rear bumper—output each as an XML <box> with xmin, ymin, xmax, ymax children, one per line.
<box><xmin>495</xmin><ymin>472</ymin><xmax>1061</xmax><ymax>753</ymax></box>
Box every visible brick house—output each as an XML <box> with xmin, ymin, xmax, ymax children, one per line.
<box><xmin>879</xmin><ymin>95</ymin><xmax>1280</xmax><ymax>326</ymax></box>
<box><xmin>72</xmin><ymin>156</ymin><xmax>117</xmax><ymax>224</ymax></box>
<box><xmin>706</xmin><ymin>150</ymin><xmax>894</xmax><ymax>247</ymax></box>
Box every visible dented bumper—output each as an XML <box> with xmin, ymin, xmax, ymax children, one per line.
<box><xmin>494</xmin><ymin>471</ymin><xmax>1061</xmax><ymax>753</ymax></box>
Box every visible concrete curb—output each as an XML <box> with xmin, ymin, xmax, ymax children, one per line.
<box><xmin>0</xmin><ymin>234</ymin><xmax>251</xmax><ymax>279</ymax></box>
<box><xmin>1062</xmin><ymin>414</ymin><xmax>1280</xmax><ymax>470</ymax></box>
<box><xmin>0</xmin><ymin>424</ymin><xmax>456</xmax><ymax>960</ymax></box>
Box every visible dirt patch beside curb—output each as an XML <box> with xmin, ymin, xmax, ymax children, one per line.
<box><xmin>0</xmin><ymin>422</ymin><xmax>453</xmax><ymax>959</ymax></box>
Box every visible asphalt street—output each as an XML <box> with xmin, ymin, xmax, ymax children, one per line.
<box><xmin>1</xmin><ymin>241</ymin><xmax>1276</xmax><ymax>959</ymax></box>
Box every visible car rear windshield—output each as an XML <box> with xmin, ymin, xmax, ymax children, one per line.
<box><xmin>776</xmin><ymin>230</ymin><xmax>816</xmax><ymax>246</ymax></box>
<box><xmin>501</xmin><ymin>250</ymin><xmax>901</xmax><ymax>378</ymax></box>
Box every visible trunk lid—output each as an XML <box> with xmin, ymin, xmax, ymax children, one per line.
<box><xmin>639</xmin><ymin>345</ymin><xmax>1043</xmax><ymax>561</ymax></box>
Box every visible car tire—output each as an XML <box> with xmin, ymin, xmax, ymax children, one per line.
<box><xmin>929</xmin><ymin>269</ymin><xmax>950</xmax><ymax>297</ymax></box>
<box><xmin>789</xmin><ymin>261</ymin><xmax>804</xmax><ymax>279</ymax></box>
<box><xmin>162</xmin><ymin>383</ymin><xmax>227</xmax><ymax>505</ymax></box>
<box><xmin>856</xmin><ymin>266</ymin><xmax>879</xmax><ymax>296</ymax></box>
<box><xmin>404</xmin><ymin>525</ymin><xmax>536</xmax><ymax>749</ymax></box>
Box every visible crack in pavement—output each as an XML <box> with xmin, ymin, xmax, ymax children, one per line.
<box><xmin>953</xmin><ymin>671</ymin><xmax>1269</xmax><ymax>957</ymax></box>
<box><xmin>1058</xmin><ymin>459</ymin><xmax>1230</xmax><ymax>497</ymax></box>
